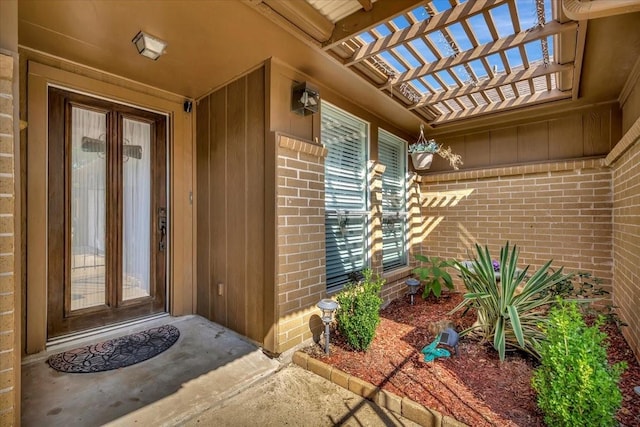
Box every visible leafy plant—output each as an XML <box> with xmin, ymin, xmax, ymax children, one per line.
<box><xmin>450</xmin><ymin>242</ymin><xmax>572</xmax><ymax>361</ymax></box>
<box><xmin>546</xmin><ymin>271</ymin><xmax>628</xmax><ymax>329</ymax></box>
<box><xmin>546</xmin><ymin>271</ymin><xmax>609</xmax><ymax>299</ymax></box>
<box><xmin>413</xmin><ymin>255</ymin><xmax>454</xmax><ymax>299</ymax></box>
<box><xmin>335</xmin><ymin>269</ymin><xmax>384</xmax><ymax>351</ymax></box>
<box><xmin>407</xmin><ymin>139</ymin><xmax>440</xmax><ymax>154</ymax></box>
<box><xmin>532</xmin><ymin>300</ymin><xmax>626</xmax><ymax>427</ymax></box>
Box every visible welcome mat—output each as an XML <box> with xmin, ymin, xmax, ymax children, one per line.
<box><xmin>47</xmin><ymin>324</ymin><xmax>180</xmax><ymax>373</ymax></box>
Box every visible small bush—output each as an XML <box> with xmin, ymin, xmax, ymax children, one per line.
<box><xmin>335</xmin><ymin>269</ymin><xmax>384</xmax><ymax>351</ymax></box>
<box><xmin>532</xmin><ymin>300</ymin><xmax>626</xmax><ymax>427</ymax></box>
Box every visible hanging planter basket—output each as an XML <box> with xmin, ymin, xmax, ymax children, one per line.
<box><xmin>410</xmin><ymin>152</ymin><xmax>434</xmax><ymax>170</ymax></box>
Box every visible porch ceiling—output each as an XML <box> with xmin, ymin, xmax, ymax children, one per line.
<box><xmin>16</xmin><ymin>0</ymin><xmax>640</xmax><ymax>135</ymax></box>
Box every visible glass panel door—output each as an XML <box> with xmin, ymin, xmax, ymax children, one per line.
<box><xmin>47</xmin><ymin>87</ymin><xmax>167</xmax><ymax>338</ymax></box>
<box><xmin>122</xmin><ymin>118</ymin><xmax>151</xmax><ymax>301</ymax></box>
<box><xmin>70</xmin><ymin>106</ymin><xmax>107</xmax><ymax>310</ymax></box>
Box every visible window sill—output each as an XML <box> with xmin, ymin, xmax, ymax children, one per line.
<box><xmin>382</xmin><ymin>266</ymin><xmax>414</xmax><ymax>283</ymax></box>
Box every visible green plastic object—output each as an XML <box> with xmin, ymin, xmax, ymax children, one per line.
<box><xmin>421</xmin><ymin>334</ymin><xmax>451</xmax><ymax>362</ymax></box>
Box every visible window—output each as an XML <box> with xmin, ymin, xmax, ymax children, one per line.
<box><xmin>378</xmin><ymin>129</ymin><xmax>408</xmax><ymax>271</ymax></box>
<box><xmin>322</xmin><ymin>102</ymin><xmax>369</xmax><ymax>292</ymax></box>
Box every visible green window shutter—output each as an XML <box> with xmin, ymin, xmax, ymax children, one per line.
<box><xmin>378</xmin><ymin>129</ymin><xmax>407</xmax><ymax>271</ymax></box>
<box><xmin>322</xmin><ymin>102</ymin><xmax>368</xmax><ymax>292</ymax></box>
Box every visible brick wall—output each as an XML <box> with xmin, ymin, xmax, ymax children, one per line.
<box><xmin>417</xmin><ymin>159</ymin><xmax>613</xmax><ymax>295</ymax></box>
<box><xmin>611</xmin><ymin>140</ymin><xmax>640</xmax><ymax>359</ymax></box>
<box><xmin>0</xmin><ymin>53</ymin><xmax>17</xmax><ymax>426</ymax></box>
<box><xmin>275</xmin><ymin>135</ymin><xmax>328</xmax><ymax>353</ymax></box>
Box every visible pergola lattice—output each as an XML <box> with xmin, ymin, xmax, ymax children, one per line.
<box><xmin>321</xmin><ymin>0</ymin><xmax>584</xmax><ymax>126</ymax></box>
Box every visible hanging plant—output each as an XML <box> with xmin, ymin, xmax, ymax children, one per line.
<box><xmin>408</xmin><ymin>124</ymin><xmax>463</xmax><ymax>170</ymax></box>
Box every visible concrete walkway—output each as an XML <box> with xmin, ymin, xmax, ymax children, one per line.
<box><xmin>22</xmin><ymin>315</ymin><xmax>417</xmax><ymax>427</ymax></box>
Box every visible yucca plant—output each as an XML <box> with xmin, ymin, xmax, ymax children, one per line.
<box><xmin>450</xmin><ymin>242</ymin><xmax>572</xmax><ymax>361</ymax></box>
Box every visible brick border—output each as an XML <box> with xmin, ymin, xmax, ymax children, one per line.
<box><xmin>278</xmin><ymin>134</ymin><xmax>328</xmax><ymax>158</ymax></box>
<box><xmin>292</xmin><ymin>351</ymin><xmax>467</xmax><ymax>427</ymax></box>
<box><xmin>419</xmin><ymin>157</ymin><xmax>607</xmax><ymax>183</ymax></box>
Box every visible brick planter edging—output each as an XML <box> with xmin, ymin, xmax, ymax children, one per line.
<box><xmin>292</xmin><ymin>351</ymin><xmax>468</xmax><ymax>427</ymax></box>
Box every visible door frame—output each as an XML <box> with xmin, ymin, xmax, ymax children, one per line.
<box><xmin>26</xmin><ymin>60</ymin><xmax>196</xmax><ymax>353</ymax></box>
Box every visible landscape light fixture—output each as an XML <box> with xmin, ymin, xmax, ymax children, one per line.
<box><xmin>316</xmin><ymin>299</ymin><xmax>338</xmax><ymax>354</ymax></box>
<box><xmin>405</xmin><ymin>278</ymin><xmax>420</xmax><ymax>305</ymax></box>
<box><xmin>439</xmin><ymin>327</ymin><xmax>460</xmax><ymax>356</ymax></box>
<box><xmin>132</xmin><ymin>31</ymin><xmax>167</xmax><ymax>60</ymax></box>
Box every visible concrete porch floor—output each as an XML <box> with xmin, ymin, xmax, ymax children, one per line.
<box><xmin>22</xmin><ymin>315</ymin><xmax>417</xmax><ymax>426</ymax></box>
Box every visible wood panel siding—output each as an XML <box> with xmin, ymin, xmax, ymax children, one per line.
<box><xmin>196</xmin><ymin>66</ymin><xmax>268</xmax><ymax>346</ymax></box>
<box><xmin>195</xmin><ymin>97</ymin><xmax>211</xmax><ymax>318</ymax></box>
<box><xmin>426</xmin><ymin>103</ymin><xmax>620</xmax><ymax>173</ymax></box>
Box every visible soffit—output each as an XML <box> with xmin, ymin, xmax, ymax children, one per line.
<box><xmin>307</xmin><ymin>0</ymin><xmax>375</xmax><ymax>22</ymax></box>
<box><xmin>17</xmin><ymin>0</ymin><xmax>419</xmax><ymax>132</ymax></box>
<box><xmin>15</xmin><ymin>0</ymin><xmax>640</xmax><ymax>136</ymax></box>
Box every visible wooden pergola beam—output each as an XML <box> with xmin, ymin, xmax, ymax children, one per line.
<box><xmin>430</xmin><ymin>89</ymin><xmax>571</xmax><ymax>123</ymax></box>
<box><xmin>409</xmin><ymin>63</ymin><xmax>573</xmax><ymax>110</ymax></box>
<box><xmin>357</xmin><ymin>0</ymin><xmax>373</xmax><ymax>12</ymax></box>
<box><xmin>324</xmin><ymin>0</ymin><xmax>427</xmax><ymax>49</ymax></box>
<box><xmin>345</xmin><ymin>0</ymin><xmax>506</xmax><ymax>65</ymax></box>
<box><xmin>390</xmin><ymin>20</ymin><xmax>577</xmax><ymax>85</ymax></box>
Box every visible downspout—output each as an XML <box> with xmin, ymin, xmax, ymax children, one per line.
<box><xmin>562</xmin><ymin>0</ymin><xmax>640</xmax><ymax>20</ymax></box>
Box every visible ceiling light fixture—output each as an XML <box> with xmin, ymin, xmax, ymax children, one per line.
<box><xmin>132</xmin><ymin>31</ymin><xmax>167</xmax><ymax>60</ymax></box>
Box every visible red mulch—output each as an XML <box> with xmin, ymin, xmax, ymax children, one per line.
<box><xmin>302</xmin><ymin>292</ymin><xmax>640</xmax><ymax>427</ymax></box>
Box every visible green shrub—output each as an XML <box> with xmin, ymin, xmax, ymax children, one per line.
<box><xmin>335</xmin><ymin>269</ymin><xmax>384</xmax><ymax>351</ymax></box>
<box><xmin>532</xmin><ymin>300</ymin><xmax>626</xmax><ymax>427</ymax></box>
<box><xmin>450</xmin><ymin>242</ymin><xmax>572</xmax><ymax>361</ymax></box>
<box><xmin>412</xmin><ymin>255</ymin><xmax>454</xmax><ymax>299</ymax></box>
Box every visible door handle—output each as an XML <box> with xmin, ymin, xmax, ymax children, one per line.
<box><xmin>158</xmin><ymin>208</ymin><xmax>167</xmax><ymax>252</ymax></box>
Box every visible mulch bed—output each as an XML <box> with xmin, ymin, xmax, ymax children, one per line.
<box><xmin>302</xmin><ymin>292</ymin><xmax>640</xmax><ymax>427</ymax></box>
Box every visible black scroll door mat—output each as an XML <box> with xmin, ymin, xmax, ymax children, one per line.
<box><xmin>47</xmin><ymin>324</ymin><xmax>180</xmax><ymax>373</ymax></box>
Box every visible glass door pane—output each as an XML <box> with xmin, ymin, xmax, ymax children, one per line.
<box><xmin>122</xmin><ymin>118</ymin><xmax>151</xmax><ymax>301</ymax></box>
<box><xmin>70</xmin><ymin>106</ymin><xmax>107</xmax><ymax>310</ymax></box>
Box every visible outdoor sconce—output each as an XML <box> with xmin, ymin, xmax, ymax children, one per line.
<box><xmin>132</xmin><ymin>30</ymin><xmax>168</xmax><ymax>60</ymax></box>
<box><xmin>291</xmin><ymin>81</ymin><xmax>319</xmax><ymax>116</ymax></box>
<box><xmin>405</xmin><ymin>278</ymin><xmax>420</xmax><ymax>305</ymax></box>
<box><xmin>317</xmin><ymin>298</ymin><xmax>338</xmax><ymax>354</ymax></box>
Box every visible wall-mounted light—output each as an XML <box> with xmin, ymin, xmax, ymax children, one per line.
<box><xmin>291</xmin><ymin>81</ymin><xmax>319</xmax><ymax>116</ymax></box>
<box><xmin>132</xmin><ymin>31</ymin><xmax>168</xmax><ymax>60</ymax></box>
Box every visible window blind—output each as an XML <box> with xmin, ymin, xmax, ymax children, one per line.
<box><xmin>378</xmin><ymin>129</ymin><xmax>407</xmax><ymax>271</ymax></box>
<box><xmin>322</xmin><ymin>102</ymin><xmax>368</xmax><ymax>292</ymax></box>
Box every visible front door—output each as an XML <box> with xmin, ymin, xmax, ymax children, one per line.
<box><xmin>47</xmin><ymin>87</ymin><xmax>168</xmax><ymax>339</ymax></box>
